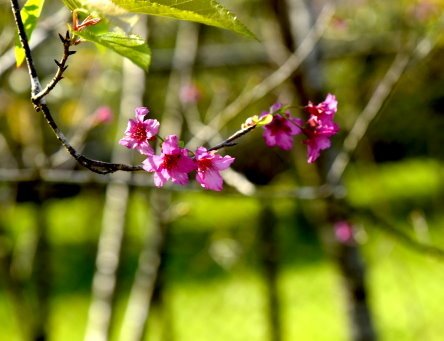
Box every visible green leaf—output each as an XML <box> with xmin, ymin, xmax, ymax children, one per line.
<box><xmin>15</xmin><ymin>0</ymin><xmax>45</xmax><ymax>67</ymax></box>
<box><xmin>116</xmin><ymin>0</ymin><xmax>254</xmax><ymax>38</ymax></box>
<box><xmin>75</xmin><ymin>29</ymin><xmax>151</xmax><ymax>70</ymax></box>
<box><xmin>63</xmin><ymin>0</ymin><xmax>255</xmax><ymax>38</ymax></box>
<box><xmin>62</xmin><ymin>0</ymin><xmax>80</xmax><ymax>12</ymax></box>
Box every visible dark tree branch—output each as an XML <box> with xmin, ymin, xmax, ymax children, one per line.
<box><xmin>39</xmin><ymin>104</ymin><xmax>144</xmax><ymax>174</ymax></box>
<box><xmin>10</xmin><ymin>0</ymin><xmax>42</xmax><ymax>97</ymax></box>
<box><xmin>32</xmin><ymin>32</ymin><xmax>76</xmax><ymax>104</ymax></box>
<box><xmin>10</xmin><ymin>0</ymin><xmax>263</xmax><ymax>175</ymax></box>
<box><xmin>10</xmin><ymin>0</ymin><xmax>145</xmax><ymax>174</ymax></box>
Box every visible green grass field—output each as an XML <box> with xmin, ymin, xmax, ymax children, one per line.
<box><xmin>1</xmin><ymin>159</ymin><xmax>444</xmax><ymax>340</ymax></box>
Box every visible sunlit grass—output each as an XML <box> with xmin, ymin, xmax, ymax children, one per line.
<box><xmin>2</xmin><ymin>231</ymin><xmax>444</xmax><ymax>340</ymax></box>
<box><xmin>1</xmin><ymin>159</ymin><xmax>444</xmax><ymax>340</ymax></box>
<box><xmin>364</xmin><ymin>228</ymin><xmax>444</xmax><ymax>341</ymax></box>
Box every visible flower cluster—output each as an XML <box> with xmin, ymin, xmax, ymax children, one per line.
<box><xmin>119</xmin><ymin>107</ymin><xmax>234</xmax><ymax>191</ymax></box>
<box><xmin>261</xmin><ymin>94</ymin><xmax>339</xmax><ymax>163</ymax></box>
<box><xmin>119</xmin><ymin>94</ymin><xmax>339</xmax><ymax>190</ymax></box>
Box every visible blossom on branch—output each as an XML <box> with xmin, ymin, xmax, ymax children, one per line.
<box><xmin>195</xmin><ymin>147</ymin><xmax>235</xmax><ymax>191</ymax></box>
<box><xmin>305</xmin><ymin>93</ymin><xmax>338</xmax><ymax>118</ymax></box>
<box><xmin>142</xmin><ymin>135</ymin><xmax>196</xmax><ymax>187</ymax></box>
<box><xmin>119</xmin><ymin>107</ymin><xmax>159</xmax><ymax>155</ymax></box>
<box><xmin>260</xmin><ymin>94</ymin><xmax>339</xmax><ymax>163</ymax></box>
<box><xmin>119</xmin><ymin>94</ymin><xmax>338</xmax><ymax>190</ymax></box>
<box><xmin>302</xmin><ymin>94</ymin><xmax>339</xmax><ymax>163</ymax></box>
<box><xmin>262</xmin><ymin>103</ymin><xmax>304</xmax><ymax>150</ymax></box>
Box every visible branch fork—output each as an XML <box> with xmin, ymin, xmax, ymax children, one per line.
<box><xmin>32</xmin><ymin>31</ymin><xmax>77</xmax><ymax>105</ymax></box>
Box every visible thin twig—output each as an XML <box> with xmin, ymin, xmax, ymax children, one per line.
<box><xmin>39</xmin><ymin>104</ymin><xmax>143</xmax><ymax>174</ymax></box>
<box><xmin>208</xmin><ymin>124</ymin><xmax>257</xmax><ymax>151</ymax></box>
<box><xmin>10</xmin><ymin>0</ymin><xmax>144</xmax><ymax>174</ymax></box>
<box><xmin>32</xmin><ymin>31</ymin><xmax>76</xmax><ymax>103</ymax></box>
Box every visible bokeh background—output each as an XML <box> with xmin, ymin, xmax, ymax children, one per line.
<box><xmin>1</xmin><ymin>0</ymin><xmax>444</xmax><ymax>340</ymax></box>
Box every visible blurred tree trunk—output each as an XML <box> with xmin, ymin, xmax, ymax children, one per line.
<box><xmin>84</xmin><ymin>17</ymin><xmax>148</xmax><ymax>341</ymax></box>
<box><xmin>127</xmin><ymin>20</ymin><xmax>201</xmax><ymax>341</ymax></box>
<box><xmin>269</xmin><ymin>1</ymin><xmax>377</xmax><ymax>340</ymax></box>
<box><xmin>258</xmin><ymin>201</ymin><xmax>282</xmax><ymax>341</ymax></box>
<box><xmin>150</xmin><ymin>192</ymin><xmax>174</xmax><ymax>341</ymax></box>
<box><xmin>119</xmin><ymin>190</ymin><xmax>170</xmax><ymax>341</ymax></box>
<box><xmin>0</xmin><ymin>223</ymin><xmax>24</xmax><ymax>340</ymax></box>
<box><xmin>0</xmin><ymin>184</ymin><xmax>53</xmax><ymax>341</ymax></box>
<box><xmin>33</xmin><ymin>194</ymin><xmax>50</xmax><ymax>341</ymax></box>
<box><xmin>269</xmin><ymin>0</ymin><xmax>324</xmax><ymax>102</ymax></box>
<box><xmin>337</xmin><ymin>240</ymin><xmax>376</xmax><ymax>341</ymax></box>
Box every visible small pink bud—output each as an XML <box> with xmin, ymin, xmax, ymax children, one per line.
<box><xmin>334</xmin><ymin>221</ymin><xmax>355</xmax><ymax>244</ymax></box>
<box><xmin>93</xmin><ymin>106</ymin><xmax>113</xmax><ymax>125</ymax></box>
<box><xmin>180</xmin><ymin>83</ymin><xmax>201</xmax><ymax>104</ymax></box>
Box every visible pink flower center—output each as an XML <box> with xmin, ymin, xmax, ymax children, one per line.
<box><xmin>307</xmin><ymin>116</ymin><xmax>320</xmax><ymax>129</ymax></box>
<box><xmin>162</xmin><ymin>154</ymin><xmax>179</xmax><ymax>170</ymax></box>
<box><xmin>198</xmin><ymin>157</ymin><xmax>213</xmax><ymax>171</ymax></box>
<box><xmin>133</xmin><ymin>123</ymin><xmax>147</xmax><ymax>142</ymax></box>
<box><xmin>269</xmin><ymin>116</ymin><xmax>290</xmax><ymax>134</ymax></box>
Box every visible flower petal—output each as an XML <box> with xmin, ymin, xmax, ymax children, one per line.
<box><xmin>212</xmin><ymin>155</ymin><xmax>235</xmax><ymax>171</ymax></box>
<box><xmin>170</xmin><ymin>168</ymin><xmax>189</xmax><ymax>185</ymax></box>
<box><xmin>162</xmin><ymin>135</ymin><xmax>181</xmax><ymax>155</ymax></box>
<box><xmin>135</xmin><ymin>107</ymin><xmax>149</xmax><ymax>121</ymax></box>
<box><xmin>197</xmin><ymin>168</ymin><xmax>223</xmax><ymax>191</ymax></box>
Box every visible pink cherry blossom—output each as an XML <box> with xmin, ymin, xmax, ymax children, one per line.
<box><xmin>119</xmin><ymin>107</ymin><xmax>160</xmax><ymax>155</ymax></box>
<box><xmin>142</xmin><ymin>135</ymin><xmax>196</xmax><ymax>187</ymax></box>
<box><xmin>305</xmin><ymin>93</ymin><xmax>338</xmax><ymax>119</ymax></box>
<box><xmin>302</xmin><ymin>94</ymin><xmax>339</xmax><ymax>163</ymax></box>
<box><xmin>262</xmin><ymin>104</ymin><xmax>304</xmax><ymax>150</ymax></box>
<box><xmin>303</xmin><ymin>133</ymin><xmax>336</xmax><ymax>163</ymax></box>
<box><xmin>92</xmin><ymin>106</ymin><xmax>113</xmax><ymax>125</ymax></box>
<box><xmin>195</xmin><ymin>147</ymin><xmax>235</xmax><ymax>191</ymax></box>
